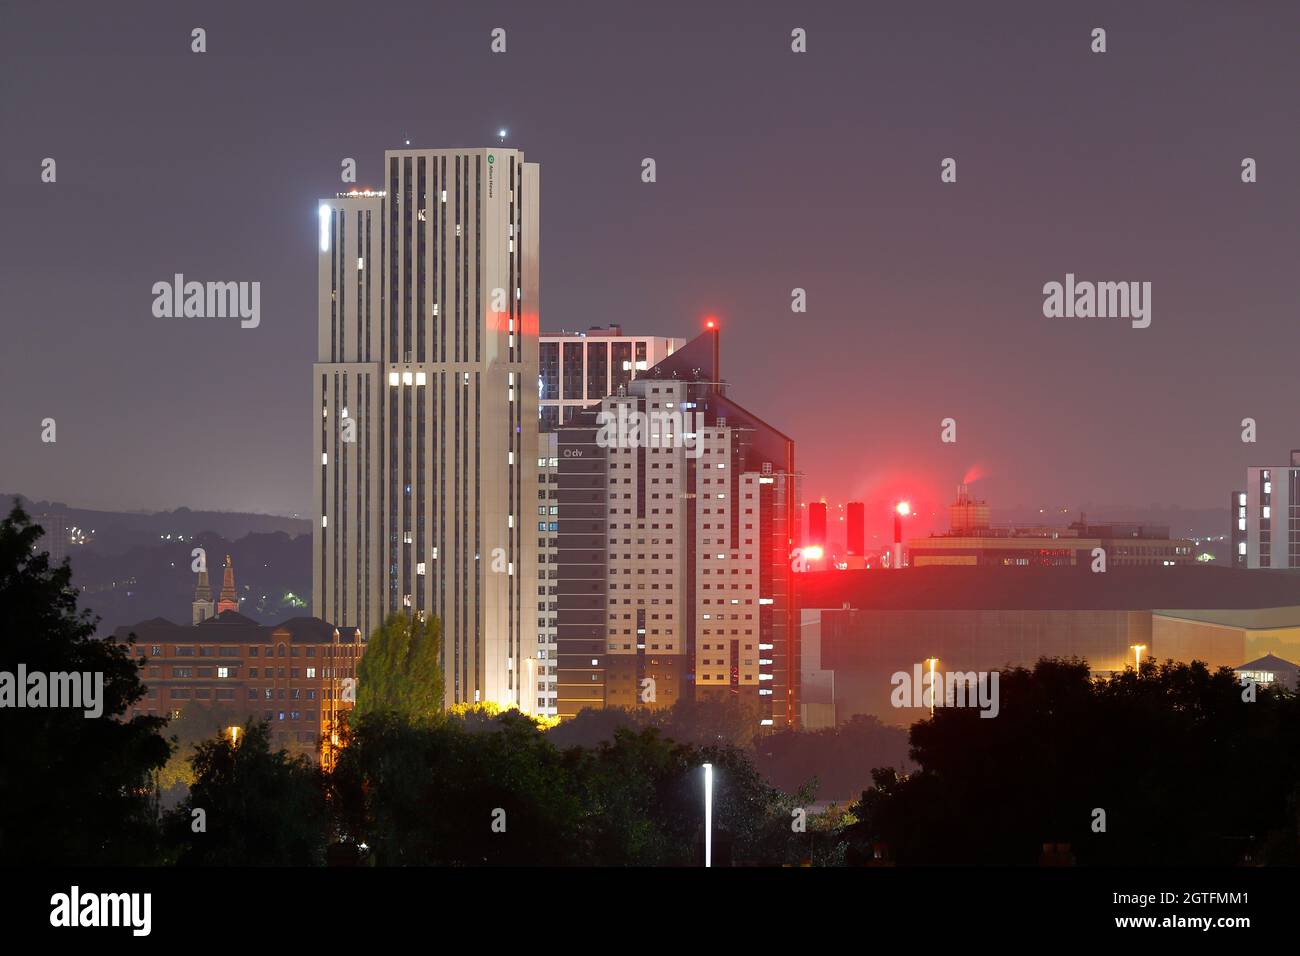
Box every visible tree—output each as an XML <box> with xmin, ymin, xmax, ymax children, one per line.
<box><xmin>754</xmin><ymin>714</ymin><xmax>912</xmax><ymax>802</ymax></box>
<box><xmin>843</xmin><ymin>657</ymin><xmax>1300</xmax><ymax>865</ymax></box>
<box><xmin>330</xmin><ymin>709</ymin><xmax>583</xmax><ymax>865</ymax></box>
<box><xmin>0</xmin><ymin>502</ymin><xmax>170</xmax><ymax>865</ymax></box>
<box><xmin>166</xmin><ymin>719</ymin><xmax>329</xmax><ymax>865</ymax></box>
<box><xmin>354</xmin><ymin>612</ymin><xmax>443</xmax><ymax>721</ymax></box>
<box><xmin>155</xmin><ymin>700</ymin><xmax>251</xmax><ymax>808</ymax></box>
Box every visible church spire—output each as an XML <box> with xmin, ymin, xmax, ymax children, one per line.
<box><xmin>192</xmin><ymin>566</ymin><xmax>214</xmax><ymax>626</ymax></box>
<box><xmin>217</xmin><ymin>554</ymin><xmax>239</xmax><ymax>614</ymax></box>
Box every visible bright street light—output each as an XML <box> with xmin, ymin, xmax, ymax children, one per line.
<box><xmin>703</xmin><ymin>762</ymin><xmax>713</xmax><ymax>868</ymax></box>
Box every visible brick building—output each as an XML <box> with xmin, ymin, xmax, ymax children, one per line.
<box><xmin>113</xmin><ymin>610</ymin><xmax>363</xmax><ymax>767</ymax></box>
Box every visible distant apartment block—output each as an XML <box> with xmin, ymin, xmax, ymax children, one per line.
<box><xmin>1231</xmin><ymin>489</ymin><xmax>1247</xmax><ymax>567</ymax></box>
<box><xmin>1236</xmin><ymin>452</ymin><xmax>1300</xmax><ymax>569</ymax></box>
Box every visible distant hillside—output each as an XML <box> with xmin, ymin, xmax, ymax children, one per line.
<box><xmin>64</xmin><ymin>528</ymin><xmax>313</xmax><ymax>637</ymax></box>
<box><xmin>4</xmin><ymin>494</ymin><xmax>311</xmax><ymax>555</ymax></box>
<box><xmin>4</xmin><ymin>502</ymin><xmax>315</xmax><ymax>636</ymax></box>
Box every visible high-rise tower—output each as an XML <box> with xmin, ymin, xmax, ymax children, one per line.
<box><xmin>552</xmin><ymin>327</ymin><xmax>801</xmax><ymax>729</ymax></box>
<box><xmin>312</xmin><ymin>146</ymin><xmax>540</xmax><ymax>711</ymax></box>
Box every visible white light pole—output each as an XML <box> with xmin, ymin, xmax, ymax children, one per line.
<box><xmin>703</xmin><ymin>762</ymin><xmax>713</xmax><ymax>868</ymax></box>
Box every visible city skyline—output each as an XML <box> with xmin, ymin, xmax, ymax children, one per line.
<box><xmin>6</xmin><ymin>1</ymin><xmax>1299</xmax><ymax>519</ymax></box>
<box><xmin>6</xmin><ymin>0</ymin><xmax>1300</xmax><ymax>906</ymax></box>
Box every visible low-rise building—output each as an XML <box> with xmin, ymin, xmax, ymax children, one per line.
<box><xmin>113</xmin><ymin>611</ymin><xmax>363</xmax><ymax>767</ymax></box>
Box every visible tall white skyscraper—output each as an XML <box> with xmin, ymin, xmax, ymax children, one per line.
<box><xmin>313</xmin><ymin>146</ymin><xmax>540</xmax><ymax>711</ymax></box>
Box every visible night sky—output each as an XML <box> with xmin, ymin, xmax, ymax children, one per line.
<box><xmin>3</xmin><ymin>0</ymin><xmax>1297</xmax><ymax>534</ymax></box>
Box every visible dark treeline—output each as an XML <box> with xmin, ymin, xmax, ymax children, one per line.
<box><xmin>843</xmin><ymin>658</ymin><xmax>1300</xmax><ymax>865</ymax></box>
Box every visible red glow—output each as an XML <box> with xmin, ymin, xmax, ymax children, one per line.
<box><xmin>705</xmin><ymin>316</ymin><xmax>717</xmax><ymax>329</ymax></box>
<box><xmin>896</xmin><ymin>501</ymin><xmax>911</xmax><ymax>516</ymax></box>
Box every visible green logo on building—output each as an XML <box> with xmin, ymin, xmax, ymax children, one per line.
<box><xmin>488</xmin><ymin>154</ymin><xmax>495</xmax><ymax>164</ymax></box>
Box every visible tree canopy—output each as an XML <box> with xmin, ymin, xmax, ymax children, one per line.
<box><xmin>354</xmin><ymin>612</ymin><xmax>444</xmax><ymax>722</ymax></box>
<box><xmin>0</xmin><ymin>502</ymin><xmax>170</xmax><ymax>865</ymax></box>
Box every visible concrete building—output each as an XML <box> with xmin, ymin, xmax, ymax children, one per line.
<box><xmin>535</xmin><ymin>434</ymin><xmax>560</xmax><ymax>717</ymax></box>
<box><xmin>1237</xmin><ymin>451</ymin><xmax>1300</xmax><ymax>569</ymax></box>
<box><xmin>1233</xmin><ymin>653</ymin><xmax>1300</xmax><ymax>691</ymax></box>
<box><xmin>1152</xmin><ymin>608</ymin><xmax>1300</xmax><ymax>670</ymax></box>
<box><xmin>909</xmin><ymin>488</ymin><xmax>1196</xmax><ymax>568</ymax></box>
<box><xmin>798</xmin><ymin>609</ymin><xmax>836</xmax><ymax>729</ymax></box>
<box><xmin>1231</xmin><ymin>489</ymin><xmax>1247</xmax><ymax>567</ymax></box>
<box><xmin>312</xmin><ymin>145</ymin><xmax>539</xmax><ymax>713</ymax></box>
<box><xmin>552</xmin><ymin>328</ymin><xmax>801</xmax><ymax>729</ymax></box>
<box><xmin>539</xmin><ymin>326</ymin><xmax>683</xmax><ymax>431</ymax></box>
<box><xmin>798</xmin><ymin>565</ymin><xmax>1300</xmax><ymax>727</ymax></box>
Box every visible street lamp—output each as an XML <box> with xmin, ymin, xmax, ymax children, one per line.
<box><xmin>227</xmin><ymin>725</ymin><xmax>241</xmax><ymax>746</ymax></box>
<box><xmin>925</xmin><ymin>657</ymin><xmax>939</xmax><ymax>716</ymax></box>
<box><xmin>703</xmin><ymin>762</ymin><xmax>713</xmax><ymax>868</ymax></box>
<box><xmin>1130</xmin><ymin>644</ymin><xmax>1147</xmax><ymax>673</ymax></box>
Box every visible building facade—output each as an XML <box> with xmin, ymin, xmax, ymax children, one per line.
<box><xmin>909</xmin><ymin>489</ymin><xmax>1196</xmax><ymax>568</ymax></box>
<box><xmin>539</xmin><ymin>326</ymin><xmax>683</xmax><ymax>431</ymax></box>
<box><xmin>1231</xmin><ymin>489</ymin><xmax>1247</xmax><ymax>567</ymax></box>
<box><xmin>1238</xmin><ymin>452</ymin><xmax>1300</xmax><ymax>569</ymax></box>
<box><xmin>312</xmin><ymin>146</ymin><xmax>540</xmax><ymax>712</ymax></box>
<box><xmin>551</xmin><ymin>329</ymin><xmax>801</xmax><ymax>729</ymax></box>
<box><xmin>114</xmin><ymin>612</ymin><xmax>363</xmax><ymax>766</ymax></box>
<box><xmin>798</xmin><ymin>565</ymin><xmax>1300</xmax><ymax>727</ymax></box>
